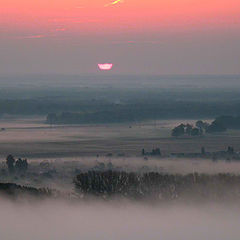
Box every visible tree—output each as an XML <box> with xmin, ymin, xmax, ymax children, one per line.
<box><xmin>202</xmin><ymin>122</ymin><xmax>210</xmax><ymax>130</ymax></box>
<box><xmin>185</xmin><ymin>124</ymin><xmax>193</xmax><ymax>136</ymax></box>
<box><xmin>15</xmin><ymin>158</ymin><xmax>23</xmax><ymax>172</ymax></box>
<box><xmin>171</xmin><ymin>124</ymin><xmax>185</xmax><ymax>137</ymax></box>
<box><xmin>206</xmin><ymin>120</ymin><xmax>227</xmax><ymax>133</ymax></box>
<box><xmin>15</xmin><ymin>158</ymin><xmax>28</xmax><ymax>173</ymax></box>
<box><xmin>22</xmin><ymin>159</ymin><xmax>28</xmax><ymax>172</ymax></box>
<box><xmin>152</xmin><ymin>148</ymin><xmax>161</xmax><ymax>156</ymax></box>
<box><xmin>155</xmin><ymin>148</ymin><xmax>161</xmax><ymax>156</ymax></box>
<box><xmin>196</xmin><ymin>120</ymin><xmax>209</xmax><ymax>131</ymax></box>
<box><xmin>196</xmin><ymin>120</ymin><xmax>204</xmax><ymax>129</ymax></box>
<box><xmin>46</xmin><ymin>113</ymin><xmax>57</xmax><ymax>124</ymax></box>
<box><xmin>215</xmin><ymin>116</ymin><xmax>240</xmax><ymax>129</ymax></box>
<box><xmin>6</xmin><ymin>155</ymin><xmax>15</xmax><ymax>174</ymax></box>
<box><xmin>227</xmin><ymin>146</ymin><xmax>234</xmax><ymax>154</ymax></box>
<box><xmin>191</xmin><ymin>128</ymin><xmax>200</xmax><ymax>136</ymax></box>
<box><xmin>201</xmin><ymin>147</ymin><xmax>206</xmax><ymax>155</ymax></box>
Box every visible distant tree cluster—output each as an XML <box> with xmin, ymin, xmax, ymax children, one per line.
<box><xmin>195</xmin><ymin>115</ymin><xmax>240</xmax><ymax>134</ymax></box>
<box><xmin>6</xmin><ymin>155</ymin><xmax>28</xmax><ymax>174</ymax></box>
<box><xmin>171</xmin><ymin>121</ymin><xmax>209</xmax><ymax>137</ymax></box>
<box><xmin>197</xmin><ymin>115</ymin><xmax>240</xmax><ymax>134</ymax></box>
<box><xmin>74</xmin><ymin>171</ymin><xmax>240</xmax><ymax>201</ymax></box>
<box><xmin>205</xmin><ymin>119</ymin><xmax>227</xmax><ymax>133</ymax></box>
<box><xmin>171</xmin><ymin>116</ymin><xmax>236</xmax><ymax>136</ymax></box>
<box><xmin>206</xmin><ymin>115</ymin><xmax>240</xmax><ymax>132</ymax></box>
<box><xmin>227</xmin><ymin>146</ymin><xmax>234</xmax><ymax>154</ymax></box>
<box><xmin>142</xmin><ymin>148</ymin><xmax>161</xmax><ymax>156</ymax></box>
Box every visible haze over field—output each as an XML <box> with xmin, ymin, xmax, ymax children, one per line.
<box><xmin>1</xmin><ymin>0</ymin><xmax>240</xmax><ymax>240</ymax></box>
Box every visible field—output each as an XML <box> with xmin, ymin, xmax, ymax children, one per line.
<box><xmin>1</xmin><ymin>83</ymin><xmax>240</xmax><ymax>240</ymax></box>
<box><xmin>0</xmin><ymin>116</ymin><xmax>240</xmax><ymax>160</ymax></box>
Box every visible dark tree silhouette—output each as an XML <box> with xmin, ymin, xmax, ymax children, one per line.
<box><xmin>6</xmin><ymin>155</ymin><xmax>15</xmax><ymax>174</ymax></box>
<box><xmin>185</xmin><ymin>124</ymin><xmax>193</xmax><ymax>135</ymax></box>
<box><xmin>201</xmin><ymin>147</ymin><xmax>206</xmax><ymax>155</ymax></box>
<box><xmin>227</xmin><ymin>146</ymin><xmax>234</xmax><ymax>154</ymax></box>
<box><xmin>191</xmin><ymin>128</ymin><xmax>200</xmax><ymax>136</ymax></box>
<box><xmin>15</xmin><ymin>158</ymin><xmax>28</xmax><ymax>173</ymax></box>
<box><xmin>196</xmin><ymin>120</ymin><xmax>204</xmax><ymax>129</ymax></box>
<box><xmin>46</xmin><ymin>113</ymin><xmax>57</xmax><ymax>125</ymax></box>
<box><xmin>171</xmin><ymin>124</ymin><xmax>185</xmax><ymax>137</ymax></box>
<box><xmin>206</xmin><ymin>120</ymin><xmax>227</xmax><ymax>133</ymax></box>
<box><xmin>152</xmin><ymin>148</ymin><xmax>161</xmax><ymax>156</ymax></box>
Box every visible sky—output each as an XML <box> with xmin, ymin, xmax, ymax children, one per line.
<box><xmin>0</xmin><ymin>0</ymin><xmax>240</xmax><ymax>75</ymax></box>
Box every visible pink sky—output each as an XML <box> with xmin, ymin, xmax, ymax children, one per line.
<box><xmin>0</xmin><ymin>0</ymin><xmax>239</xmax><ymax>75</ymax></box>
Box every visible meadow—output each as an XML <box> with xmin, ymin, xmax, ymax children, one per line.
<box><xmin>0</xmin><ymin>116</ymin><xmax>240</xmax><ymax>160</ymax></box>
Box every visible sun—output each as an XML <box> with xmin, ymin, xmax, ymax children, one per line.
<box><xmin>98</xmin><ymin>63</ymin><xmax>113</xmax><ymax>71</ymax></box>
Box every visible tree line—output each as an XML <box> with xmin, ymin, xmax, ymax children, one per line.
<box><xmin>171</xmin><ymin>117</ymin><xmax>233</xmax><ymax>137</ymax></box>
<box><xmin>6</xmin><ymin>155</ymin><xmax>28</xmax><ymax>174</ymax></box>
<box><xmin>45</xmin><ymin>103</ymin><xmax>240</xmax><ymax>125</ymax></box>
<box><xmin>74</xmin><ymin>170</ymin><xmax>240</xmax><ymax>201</ymax></box>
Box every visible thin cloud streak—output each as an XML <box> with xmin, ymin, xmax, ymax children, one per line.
<box><xmin>55</xmin><ymin>28</ymin><xmax>66</xmax><ymax>32</ymax></box>
<box><xmin>104</xmin><ymin>0</ymin><xmax>124</xmax><ymax>7</ymax></box>
<box><xmin>18</xmin><ymin>34</ymin><xmax>46</xmax><ymax>39</ymax></box>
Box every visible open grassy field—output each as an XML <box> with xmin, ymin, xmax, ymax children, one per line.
<box><xmin>0</xmin><ymin>116</ymin><xmax>239</xmax><ymax>159</ymax></box>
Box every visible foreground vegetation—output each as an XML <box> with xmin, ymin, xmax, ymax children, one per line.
<box><xmin>2</xmin><ymin>171</ymin><xmax>240</xmax><ymax>202</ymax></box>
<box><xmin>0</xmin><ymin>183</ymin><xmax>53</xmax><ymax>199</ymax></box>
<box><xmin>74</xmin><ymin>171</ymin><xmax>240</xmax><ymax>201</ymax></box>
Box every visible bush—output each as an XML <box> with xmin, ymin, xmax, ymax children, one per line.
<box><xmin>74</xmin><ymin>171</ymin><xmax>240</xmax><ymax>201</ymax></box>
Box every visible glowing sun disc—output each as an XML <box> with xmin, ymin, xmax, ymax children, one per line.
<box><xmin>98</xmin><ymin>63</ymin><xmax>113</xmax><ymax>70</ymax></box>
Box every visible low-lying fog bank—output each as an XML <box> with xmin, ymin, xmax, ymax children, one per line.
<box><xmin>28</xmin><ymin>156</ymin><xmax>240</xmax><ymax>175</ymax></box>
<box><xmin>2</xmin><ymin>156</ymin><xmax>240</xmax><ymax>240</ymax></box>
<box><xmin>0</xmin><ymin>199</ymin><xmax>240</xmax><ymax>240</ymax></box>
<box><xmin>2</xmin><ymin>157</ymin><xmax>240</xmax><ymax>191</ymax></box>
<box><xmin>2</xmin><ymin>171</ymin><xmax>240</xmax><ymax>204</ymax></box>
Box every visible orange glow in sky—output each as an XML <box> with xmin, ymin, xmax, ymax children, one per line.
<box><xmin>1</xmin><ymin>0</ymin><xmax>240</xmax><ymax>38</ymax></box>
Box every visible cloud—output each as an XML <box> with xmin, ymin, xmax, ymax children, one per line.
<box><xmin>104</xmin><ymin>0</ymin><xmax>124</xmax><ymax>7</ymax></box>
<box><xmin>111</xmin><ymin>40</ymin><xmax>160</xmax><ymax>45</ymax></box>
<box><xmin>19</xmin><ymin>35</ymin><xmax>45</xmax><ymax>39</ymax></box>
<box><xmin>55</xmin><ymin>28</ymin><xmax>66</xmax><ymax>32</ymax></box>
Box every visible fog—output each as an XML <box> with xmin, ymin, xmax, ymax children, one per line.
<box><xmin>1</xmin><ymin>1</ymin><xmax>240</xmax><ymax>238</ymax></box>
<box><xmin>1</xmin><ymin>199</ymin><xmax>240</xmax><ymax>240</ymax></box>
<box><xmin>3</xmin><ymin>156</ymin><xmax>240</xmax><ymax>193</ymax></box>
<box><xmin>31</xmin><ymin>157</ymin><xmax>240</xmax><ymax>175</ymax></box>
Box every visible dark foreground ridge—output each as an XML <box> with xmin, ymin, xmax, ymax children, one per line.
<box><xmin>74</xmin><ymin>171</ymin><xmax>240</xmax><ymax>201</ymax></box>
